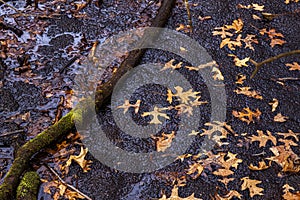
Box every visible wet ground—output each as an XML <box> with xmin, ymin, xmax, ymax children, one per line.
<box><xmin>1</xmin><ymin>0</ymin><xmax>300</xmax><ymax>199</ymax></box>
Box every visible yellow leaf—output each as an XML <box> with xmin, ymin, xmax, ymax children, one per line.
<box><xmin>142</xmin><ymin>106</ymin><xmax>169</xmax><ymax>124</ymax></box>
<box><xmin>241</xmin><ymin>177</ymin><xmax>264</xmax><ymax>197</ymax></box>
<box><xmin>274</xmin><ymin>113</ymin><xmax>288</xmax><ymax>122</ymax></box>
<box><xmin>213</xmin><ymin>27</ymin><xmax>233</xmax><ymax>39</ymax></box>
<box><xmin>252</xmin><ymin>3</ymin><xmax>264</xmax><ymax>11</ymax></box>
<box><xmin>232</xmin><ymin>107</ymin><xmax>261</xmax><ymax>124</ymax></box>
<box><xmin>225</xmin><ymin>18</ymin><xmax>243</xmax><ymax>33</ymax></box>
<box><xmin>228</xmin><ymin>54</ymin><xmax>250</xmax><ymax>67</ymax></box>
<box><xmin>161</xmin><ymin>59</ymin><xmax>182</xmax><ymax>71</ymax></box>
<box><xmin>286</xmin><ymin>62</ymin><xmax>300</xmax><ymax>71</ymax></box>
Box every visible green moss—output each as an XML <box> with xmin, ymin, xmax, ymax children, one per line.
<box><xmin>16</xmin><ymin>171</ymin><xmax>40</xmax><ymax>200</ymax></box>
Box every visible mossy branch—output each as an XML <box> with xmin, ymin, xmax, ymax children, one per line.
<box><xmin>250</xmin><ymin>49</ymin><xmax>300</xmax><ymax>79</ymax></box>
<box><xmin>0</xmin><ymin>1</ymin><xmax>176</xmax><ymax>199</ymax></box>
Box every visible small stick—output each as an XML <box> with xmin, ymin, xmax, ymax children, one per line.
<box><xmin>45</xmin><ymin>164</ymin><xmax>93</xmax><ymax>200</ymax></box>
<box><xmin>184</xmin><ymin>0</ymin><xmax>193</xmax><ymax>32</ymax></box>
<box><xmin>0</xmin><ymin>130</ymin><xmax>24</xmax><ymax>138</ymax></box>
<box><xmin>250</xmin><ymin>49</ymin><xmax>300</xmax><ymax>79</ymax></box>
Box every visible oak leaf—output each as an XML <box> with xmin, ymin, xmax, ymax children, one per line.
<box><xmin>249</xmin><ymin>160</ymin><xmax>271</xmax><ymax>171</ymax></box>
<box><xmin>66</xmin><ymin>147</ymin><xmax>92</xmax><ymax>172</ymax></box>
<box><xmin>152</xmin><ymin>132</ymin><xmax>175</xmax><ymax>152</ymax></box>
<box><xmin>277</xmin><ymin>129</ymin><xmax>299</xmax><ymax>142</ymax></box>
<box><xmin>282</xmin><ymin>184</ymin><xmax>300</xmax><ymax>199</ymax></box>
<box><xmin>241</xmin><ymin>177</ymin><xmax>264</xmax><ymax>197</ymax></box>
<box><xmin>161</xmin><ymin>59</ymin><xmax>183</xmax><ymax>71</ymax></box>
<box><xmin>142</xmin><ymin>106</ymin><xmax>170</xmax><ymax>124</ymax></box>
<box><xmin>167</xmin><ymin>86</ymin><xmax>200</xmax><ymax>104</ymax></box>
<box><xmin>249</xmin><ymin>130</ymin><xmax>277</xmax><ymax>147</ymax></box>
<box><xmin>274</xmin><ymin>113</ymin><xmax>288</xmax><ymax>122</ymax></box>
<box><xmin>232</xmin><ymin>107</ymin><xmax>261</xmax><ymax>124</ymax></box>
<box><xmin>159</xmin><ymin>186</ymin><xmax>202</xmax><ymax>200</ymax></box>
<box><xmin>212</xmin><ymin>67</ymin><xmax>224</xmax><ymax>80</ymax></box>
<box><xmin>228</xmin><ymin>54</ymin><xmax>250</xmax><ymax>67</ymax></box>
<box><xmin>242</xmin><ymin>34</ymin><xmax>258</xmax><ymax>50</ymax></box>
<box><xmin>225</xmin><ymin>18</ymin><xmax>243</xmax><ymax>33</ymax></box>
<box><xmin>213</xmin><ymin>27</ymin><xmax>233</xmax><ymax>39</ymax></box>
<box><xmin>234</xmin><ymin>87</ymin><xmax>262</xmax><ymax>99</ymax></box>
<box><xmin>117</xmin><ymin>99</ymin><xmax>141</xmax><ymax>114</ymax></box>
<box><xmin>186</xmin><ymin>162</ymin><xmax>204</xmax><ymax>179</ymax></box>
<box><xmin>269</xmin><ymin>98</ymin><xmax>278</xmax><ymax>112</ymax></box>
<box><xmin>214</xmin><ymin>190</ymin><xmax>242</xmax><ymax>200</ymax></box>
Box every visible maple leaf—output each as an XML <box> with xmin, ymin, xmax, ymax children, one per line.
<box><xmin>66</xmin><ymin>147</ymin><xmax>92</xmax><ymax>172</ymax></box>
<box><xmin>235</xmin><ymin>74</ymin><xmax>246</xmax><ymax>84</ymax></box>
<box><xmin>286</xmin><ymin>62</ymin><xmax>300</xmax><ymax>71</ymax></box>
<box><xmin>228</xmin><ymin>54</ymin><xmax>250</xmax><ymax>67</ymax></box>
<box><xmin>269</xmin><ymin>98</ymin><xmax>278</xmax><ymax>112</ymax></box>
<box><xmin>161</xmin><ymin>59</ymin><xmax>183</xmax><ymax>71</ymax></box>
<box><xmin>152</xmin><ymin>132</ymin><xmax>175</xmax><ymax>152</ymax></box>
<box><xmin>234</xmin><ymin>87</ymin><xmax>263</xmax><ymax>99</ymax></box>
<box><xmin>232</xmin><ymin>108</ymin><xmax>261</xmax><ymax>124</ymax></box>
<box><xmin>241</xmin><ymin>177</ymin><xmax>264</xmax><ymax>198</ymax></box>
<box><xmin>249</xmin><ymin>130</ymin><xmax>277</xmax><ymax>147</ymax></box>
<box><xmin>249</xmin><ymin>160</ymin><xmax>271</xmax><ymax>171</ymax></box>
<box><xmin>282</xmin><ymin>184</ymin><xmax>300</xmax><ymax>199</ymax></box>
<box><xmin>142</xmin><ymin>106</ymin><xmax>170</xmax><ymax>124</ymax></box>
<box><xmin>214</xmin><ymin>190</ymin><xmax>242</xmax><ymax>200</ymax></box>
<box><xmin>159</xmin><ymin>186</ymin><xmax>202</xmax><ymax>200</ymax></box>
<box><xmin>225</xmin><ymin>18</ymin><xmax>243</xmax><ymax>33</ymax></box>
<box><xmin>117</xmin><ymin>99</ymin><xmax>141</xmax><ymax>114</ymax></box>
<box><xmin>213</xmin><ymin>27</ymin><xmax>233</xmax><ymax>39</ymax></box>
<box><xmin>186</xmin><ymin>162</ymin><xmax>204</xmax><ymax>179</ymax></box>
<box><xmin>212</xmin><ymin>67</ymin><xmax>224</xmax><ymax>80</ymax></box>
<box><xmin>274</xmin><ymin>113</ymin><xmax>288</xmax><ymax>122</ymax></box>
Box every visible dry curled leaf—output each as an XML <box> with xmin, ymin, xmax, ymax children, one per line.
<box><xmin>277</xmin><ymin>130</ymin><xmax>299</xmax><ymax>142</ymax></box>
<box><xmin>152</xmin><ymin>132</ymin><xmax>175</xmax><ymax>152</ymax></box>
<box><xmin>241</xmin><ymin>177</ymin><xmax>264</xmax><ymax>198</ymax></box>
<box><xmin>249</xmin><ymin>160</ymin><xmax>271</xmax><ymax>171</ymax></box>
<box><xmin>260</xmin><ymin>28</ymin><xmax>286</xmax><ymax>47</ymax></box>
<box><xmin>212</xmin><ymin>67</ymin><xmax>224</xmax><ymax>80</ymax></box>
<box><xmin>186</xmin><ymin>162</ymin><xmax>204</xmax><ymax>179</ymax></box>
<box><xmin>66</xmin><ymin>147</ymin><xmax>92</xmax><ymax>172</ymax></box>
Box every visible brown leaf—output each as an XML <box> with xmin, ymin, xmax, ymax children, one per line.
<box><xmin>152</xmin><ymin>132</ymin><xmax>175</xmax><ymax>152</ymax></box>
<box><xmin>282</xmin><ymin>184</ymin><xmax>300</xmax><ymax>200</ymax></box>
<box><xmin>232</xmin><ymin>108</ymin><xmax>261</xmax><ymax>124</ymax></box>
<box><xmin>142</xmin><ymin>106</ymin><xmax>169</xmax><ymax>124</ymax></box>
<box><xmin>235</xmin><ymin>74</ymin><xmax>246</xmax><ymax>84</ymax></box>
<box><xmin>225</xmin><ymin>18</ymin><xmax>243</xmax><ymax>33</ymax></box>
<box><xmin>117</xmin><ymin>99</ymin><xmax>141</xmax><ymax>114</ymax></box>
<box><xmin>66</xmin><ymin>147</ymin><xmax>92</xmax><ymax>172</ymax></box>
<box><xmin>274</xmin><ymin>113</ymin><xmax>288</xmax><ymax>122</ymax></box>
<box><xmin>186</xmin><ymin>162</ymin><xmax>204</xmax><ymax>179</ymax></box>
<box><xmin>214</xmin><ymin>190</ymin><xmax>242</xmax><ymax>200</ymax></box>
<box><xmin>213</xmin><ymin>27</ymin><xmax>233</xmax><ymax>39</ymax></box>
<box><xmin>249</xmin><ymin>130</ymin><xmax>277</xmax><ymax>147</ymax></box>
<box><xmin>161</xmin><ymin>59</ymin><xmax>183</xmax><ymax>71</ymax></box>
<box><xmin>228</xmin><ymin>54</ymin><xmax>250</xmax><ymax>67</ymax></box>
<box><xmin>234</xmin><ymin>87</ymin><xmax>262</xmax><ymax>99</ymax></box>
<box><xmin>269</xmin><ymin>98</ymin><xmax>279</xmax><ymax>112</ymax></box>
<box><xmin>249</xmin><ymin>160</ymin><xmax>271</xmax><ymax>171</ymax></box>
<box><xmin>241</xmin><ymin>177</ymin><xmax>264</xmax><ymax>197</ymax></box>
<box><xmin>277</xmin><ymin>129</ymin><xmax>299</xmax><ymax>142</ymax></box>
<box><xmin>159</xmin><ymin>186</ymin><xmax>202</xmax><ymax>199</ymax></box>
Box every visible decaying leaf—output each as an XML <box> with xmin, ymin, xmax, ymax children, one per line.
<box><xmin>241</xmin><ymin>177</ymin><xmax>264</xmax><ymax>198</ymax></box>
<box><xmin>232</xmin><ymin>108</ymin><xmax>261</xmax><ymax>124</ymax></box>
<box><xmin>66</xmin><ymin>147</ymin><xmax>92</xmax><ymax>172</ymax></box>
<box><xmin>117</xmin><ymin>99</ymin><xmax>141</xmax><ymax>114</ymax></box>
<box><xmin>234</xmin><ymin>87</ymin><xmax>262</xmax><ymax>99</ymax></box>
<box><xmin>274</xmin><ymin>113</ymin><xmax>288</xmax><ymax>122</ymax></box>
<box><xmin>142</xmin><ymin>106</ymin><xmax>170</xmax><ymax>124</ymax></box>
<box><xmin>152</xmin><ymin>132</ymin><xmax>175</xmax><ymax>152</ymax></box>
<box><xmin>282</xmin><ymin>184</ymin><xmax>300</xmax><ymax>199</ymax></box>
<box><xmin>249</xmin><ymin>160</ymin><xmax>271</xmax><ymax>171</ymax></box>
<box><xmin>228</xmin><ymin>54</ymin><xmax>250</xmax><ymax>67</ymax></box>
<box><xmin>269</xmin><ymin>98</ymin><xmax>279</xmax><ymax>112</ymax></box>
<box><xmin>286</xmin><ymin>62</ymin><xmax>300</xmax><ymax>71</ymax></box>
<box><xmin>249</xmin><ymin>130</ymin><xmax>277</xmax><ymax>147</ymax></box>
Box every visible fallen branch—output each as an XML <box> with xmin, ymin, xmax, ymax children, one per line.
<box><xmin>250</xmin><ymin>49</ymin><xmax>300</xmax><ymax>79</ymax></box>
<box><xmin>0</xmin><ymin>0</ymin><xmax>176</xmax><ymax>199</ymax></box>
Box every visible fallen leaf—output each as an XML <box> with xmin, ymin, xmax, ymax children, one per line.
<box><xmin>282</xmin><ymin>184</ymin><xmax>300</xmax><ymax>199</ymax></box>
<box><xmin>212</xmin><ymin>67</ymin><xmax>224</xmax><ymax>80</ymax></box>
<box><xmin>161</xmin><ymin>59</ymin><xmax>182</xmax><ymax>71</ymax></box>
<box><xmin>269</xmin><ymin>98</ymin><xmax>279</xmax><ymax>112</ymax></box>
<box><xmin>66</xmin><ymin>147</ymin><xmax>92</xmax><ymax>172</ymax></box>
<box><xmin>277</xmin><ymin>129</ymin><xmax>299</xmax><ymax>142</ymax></box>
<box><xmin>241</xmin><ymin>177</ymin><xmax>264</xmax><ymax>198</ymax></box>
<box><xmin>274</xmin><ymin>113</ymin><xmax>288</xmax><ymax>122</ymax></box>
<box><xmin>152</xmin><ymin>132</ymin><xmax>175</xmax><ymax>152</ymax></box>
<box><xmin>167</xmin><ymin>86</ymin><xmax>200</xmax><ymax>104</ymax></box>
<box><xmin>142</xmin><ymin>106</ymin><xmax>170</xmax><ymax>124</ymax></box>
<box><xmin>286</xmin><ymin>62</ymin><xmax>300</xmax><ymax>71</ymax></box>
<box><xmin>213</xmin><ymin>152</ymin><xmax>242</xmax><ymax>177</ymax></box>
<box><xmin>159</xmin><ymin>186</ymin><xmax>202</xmax><ymax>200</ymax></box>
<box><xmin>186</xmin><ymin>162</ymin><xmax>204</xmax><ymax>179</ymax></box>
<box><xmin>214</xmin><ymin>190</ymin><xmax>242</xmax><ymax>200</ymax></box>
<box><xmin>249</xmin><ymin>160</ymin><xmax>271</xmax><ymax>170</ymax></box>
<box><xmin>117</xmin><ymin>99</ymin><xmax>141</xmax><ymax>114</ymax></box>
<box><xmin>235</xmin><ymin>74</ymin><xmax>246</xmax><ymax>84</ymax></box>
<box><xmin>242</xmin><ymin>34</ymin><xmax>258</xmax><ymax>50</ymax></box>
<box><xmin>225</xmin><ymin>18</ymin><xmax>243</xmax><ymax>33</ymax></box>
<box><xmin>234</xmin><ymin>87</ymin><xmax>262</xmax><ymax>99</ymax></box>
<box><xmin>213</xmin><ymin>27</ymin><xmax>233</xmax><ymax>39</ymax></box>
<box><xmin>228</xmin><ymin>54</ymin><xmax>250</xmax><ymax>67</ymax></box>
<box><xmin>232</xmin><ymin>108</ymin><xmax>261</xmax><ymax>124</ymax></box>
<box><xmin>249</xmin><ymin>130</ymin><xmax>277</xmax><ymax>147</ymax></box>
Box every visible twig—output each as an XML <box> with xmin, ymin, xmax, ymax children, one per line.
<box><xmin>184</xmin><ymin>0</ymin><xmax>193</xmax><ymax>32</ymax></box>
<box><xmin>250</xmin><ymin>49</ymin><xmax>300</xmax><ymax>79</ymax></box>
<box><xmin>0</xmin><ymin>130</ymin><xmax>24</xmax><ymax>138</ymax></box>
<box><xmin>0</xmin><ymin>0</ymin><xmax>23</xmax><ymax>15</ymax></box>
<box><xmin>45</xmin><ymin>164</ymin><xmax>93</xmax><ymax>200</ymax></box>
<box><xmin>277</xmin><ymin>77</ymin><xmax>300</xmax><ymax>81</ymax></box>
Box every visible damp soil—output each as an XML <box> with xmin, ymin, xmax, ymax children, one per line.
<box><xmin>1</xmin><ymin>0</ymin><xmax>300</xmax><ymax>199</ymax></box>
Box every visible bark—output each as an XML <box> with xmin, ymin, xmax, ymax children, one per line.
<box><xmin>0</xmin><ymin>0</ymin><xmax>176</xmax><ymax>199</ymax></box>
<box><xmin>16</xmin><ymin>171</ymin><xmax>40</xmax><ymax>200</ymax></box>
